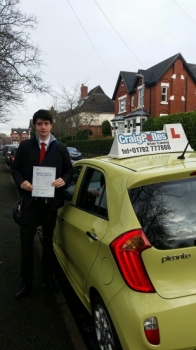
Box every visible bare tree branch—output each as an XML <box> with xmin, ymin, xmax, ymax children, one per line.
<box><xmin>0</xmin><ymin>0</ymin><xmax>50</xmax><ymax>123</ymax></box>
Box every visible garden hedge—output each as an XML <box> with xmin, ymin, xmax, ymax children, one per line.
<box><xmin>65</xmin><ymin>137</ymin><xmax>114</xmax><ymax>157</ymax></box>
<box><xmin>143</xmin><ymin>111</ymin><xmax>196</xmax><ymax>151</ymax></box>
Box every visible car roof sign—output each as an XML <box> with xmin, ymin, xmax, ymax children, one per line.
<box><xmin>108</xmin><ymin>123</ymin><xmax>193</xmax><ymax>159</ymax></box>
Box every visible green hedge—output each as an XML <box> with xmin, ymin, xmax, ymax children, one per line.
<box><xmin>143</xmin><ymin>112</ymin><xmax>196</xmax><ymax>151</ymax></box>
<box><xmin>65</xmin><ymin>138</ymin><xmax>114</xmax><ymax>157</ymax></box>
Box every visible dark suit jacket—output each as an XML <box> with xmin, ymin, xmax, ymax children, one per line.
<box><xmin>12</xmin><ymin>135</ymin><xmax>73</xmax><ymax>210</ymax></box>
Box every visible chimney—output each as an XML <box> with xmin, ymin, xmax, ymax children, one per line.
<box><xmin>81</xmin><ymin>84</ymin><xmax>88</xmax><ymax>98</ymax></box>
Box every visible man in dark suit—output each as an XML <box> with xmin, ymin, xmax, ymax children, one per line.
<box><xmin>12</xmin><ymin>109</ymin><xmax>73</xmax><ymax>299</ymax></box>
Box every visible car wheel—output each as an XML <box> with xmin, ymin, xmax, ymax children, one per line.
<box><xmin>92</xmin><ymin>295</ymin><xmax>122</xmax><ymax>350</ymax></box>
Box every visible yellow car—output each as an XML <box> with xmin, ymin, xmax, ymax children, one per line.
<box><xmin>53</xmin><ymin>124</ymin><xmax>196</xmax><ymax>350</ymax></box>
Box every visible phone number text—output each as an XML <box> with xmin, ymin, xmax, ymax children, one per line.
<box><xmin>122</xmin><ymin>144</ymin><xmax>171</xmax><ymax>154</ymax></box>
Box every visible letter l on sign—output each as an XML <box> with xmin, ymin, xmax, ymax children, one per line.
<box><xmin>170</xmin><ymin>127</ymin><xmax>180</xmax><ymax>139</ymax></box>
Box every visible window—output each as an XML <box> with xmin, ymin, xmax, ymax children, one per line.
<box><xmin>161</xmin><ymin>83</ymin><xmax>169</xmax><ymax>104</ymax></box>
<box><xmin>118</xmin><ymin>121</ymin><xmax>124</xmax><ymax>132</ymax></box>
<box><xmin>162</xmin><ymin>87</ymin><xmax>167</xmax><ymax>102</ymax></box>
<box><xmin>140</xmin><ymin>117</ymin><xmax>147</xmax><ymax>131</ymax></box>
<box><xmin>118</xmin><ymin>95</ymin><xmax>127</xmax><ymax>113</ymax></box>
<box><xmin>132</xmin><ymin>118</ymin><xmax>136</xmax><ymax>133</ymax></box>
<box><xmin>64</xmin><ymin>166</ymin><xmax>82</xmax><ymax>203</ymax></box>
<box><xmin>129</xmin><ymin>178</ymin><xmax>196</xmax><ymax>250</ymax></box>
<box><xmin>76</xmin><ymin>168</ymin><xmax>108</xmax><ymax>218</ymax></box>
<box><xmin>138</xmin><ymin>86</ymin><xmax>143</xmax><ymax>107</ymax></box>
<box><xmin>131</xmin><ymin>96</ymin><xmax>134</xmax><ymax>107</ymax></box>
<box><xmin>127</xmin><ymin>120</ymin><xmax>131</xmax><ymax>133</ymax></box>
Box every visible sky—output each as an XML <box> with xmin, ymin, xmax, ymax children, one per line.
<box><xmin>1</xmin><ymin>0</ymin><xmax>196</xmax><ymax>135</ymax></box>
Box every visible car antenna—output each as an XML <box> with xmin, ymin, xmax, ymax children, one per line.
<box><xmin>177</xmin><ymin>142</ymin><xmax>189</xmax><ymax>159</ymax></box>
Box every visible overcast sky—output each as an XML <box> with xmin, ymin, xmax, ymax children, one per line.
<box><xmin>1</xmin><ymin>0</ymin><xmax>196</xmax><ymax>135</ymax></box>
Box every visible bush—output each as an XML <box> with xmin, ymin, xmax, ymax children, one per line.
<box><xmin>143</xmin><ymin>112</ymin><xmax>196</xmax><ymax>150</ymax></box>
<box><xmin>102</xmin><ymin>120</ymin><xmax>112</xmax><ymax>136</ymax></box>
<box><xmin>76</xmin><ymin>129</ymin><xmax>93</xmax><ymax>140</ymax></box>
<box><xmin>66</xmin><ymin>138</ymin><xmax>114</xmax><ymax>157</ymax></box>
<box><xmin>57</xmin><ymin>135</ymin><xmax>72</xmax><ymax>143</ymax></box>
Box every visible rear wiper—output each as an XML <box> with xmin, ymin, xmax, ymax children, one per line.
<box><xmin>177</xmin><ymin>142</ymin><xmax>189</xmax><ymax>160</ymax></box>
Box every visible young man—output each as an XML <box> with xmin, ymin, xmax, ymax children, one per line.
<box><xmin>12</xmin><ymin>109</ymin><xmax>73</xmax><ymax>299</ymax></box>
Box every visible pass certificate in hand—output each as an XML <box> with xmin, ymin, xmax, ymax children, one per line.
<box><xmin>32</xmin><ymin>166</ymin><xmax>56</xmax><ymax>198</ymax></box>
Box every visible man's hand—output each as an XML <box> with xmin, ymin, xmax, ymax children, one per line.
<box><xmin>52</xmin><ymin>177</ymin><xmax>65</xmax><ymax>188</ymax></box>
<box><xmin>20</xmin><ymin>181</ymin><xmax>33</xmax><ymax>191</ymax></box>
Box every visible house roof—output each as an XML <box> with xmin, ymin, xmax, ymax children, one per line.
<box><xmin>111</xmin><ymin>108</ymin><xmax>149</xmax><ymax>122</ymax></box>
<box><xmin>11</xmin><ymin>128</ymin><xmax>29</xmax><ymax>134</ymax></box>
<box><xmin>112</xmin><ymin>53</ymin><xmax>196</xmax><ymax>99</ymax></box>
<box><xmin>112</xmin><ymin>71</ymin><xmax>137</xmax><ymax>99</ymax></box>
<box><xmin>74</xmin><ymin>85</ymin><xmax>114</xmax><ymax>114</ymax></box>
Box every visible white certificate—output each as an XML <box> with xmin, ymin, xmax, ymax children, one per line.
<box><xmin>32</xmin><ymin>166</ymin><xmax>56</xmax><ymax>198</ymax></box>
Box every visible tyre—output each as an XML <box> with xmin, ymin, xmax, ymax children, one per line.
<box><xmin>92</xmin><ymin>295</ymin><xmax>123</xmax><ymax>350</ymax></box>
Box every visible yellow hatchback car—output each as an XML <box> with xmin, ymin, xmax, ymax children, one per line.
<box><xmin>53</xmin><ymin>124</ymin><xmax>196</xmax><ymax>350</ymax></box>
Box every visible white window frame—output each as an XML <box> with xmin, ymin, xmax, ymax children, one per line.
<box><xmin>161</xmin><ymin>83</ymin><xmax>169</xmax><ymax>104</ymax></box>
<box><xmin>131</xmin><ymin>96</ymin><xmax>134</xmax><ymax>107</ymax></box>
<box><xmin>137</xmin><ymin>86</ymin><xmax>143</xmax><ymax>107</ymax></box>
<box><xmin>118</xmin><ymin>121</ymin><xmax>125</xmax><ymax>132</ymax></box>
<box><xmin>118</xmin><ymin>95</ymin><xmax>127</xmax><ymax>113</ymax></box>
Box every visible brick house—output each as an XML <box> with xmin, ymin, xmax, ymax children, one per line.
<box><xmin>10</xmin><ymin>128</ymin><xmax>29</xmax><ymax>145</ymax></box>
<box><xmin>111</xmin><ymin>53</ymin><xmax>196</xmax><ymax>135</ymax></box>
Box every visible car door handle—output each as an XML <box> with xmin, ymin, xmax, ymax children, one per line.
<box><xmin>86</xmin><ymin>231</ymin><xmax>98</xmax><ymax>241</ymax></box>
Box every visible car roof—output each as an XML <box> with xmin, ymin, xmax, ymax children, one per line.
<box><xmin>77</xmin><ymin>151</ymin><xmax>196</xmax><ymax>171</ymax></box>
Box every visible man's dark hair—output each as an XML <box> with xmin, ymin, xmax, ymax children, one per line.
<box><xmin>33</xmin><ymin>109</ymin><xmax>53</xmax><ymax>125</ymax></box>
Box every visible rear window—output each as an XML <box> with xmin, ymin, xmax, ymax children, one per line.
<box><xmin>129</xmin><ymin>177</ymin><xmax>196</xmax><ymax>250</ymax></box>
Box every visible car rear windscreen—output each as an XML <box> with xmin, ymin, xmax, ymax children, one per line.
<box><xmin>129</xmin><ymin>177</ymin><xmax>196</xmax><ymax>250</ymax></box>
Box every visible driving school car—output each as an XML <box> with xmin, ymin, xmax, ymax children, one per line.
<box><xmin>53</xmin><ymin>123</ymin><xmax>196</xmax><ymax>350</ymax></box>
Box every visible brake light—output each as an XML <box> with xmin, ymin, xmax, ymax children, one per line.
<box><xmin>10</xmin><ymin>156</ymin><xmax>15</xmax><ymax>161</ymax></box>
<box><xmin>143</xmin><ymin>317</ymin><xmax>160</xmax><ymax>345</ymax></box>
<box><xmin>110</xmin><ymin>229</ymin><xmax>155</xmax><ymax>292</ymax></box>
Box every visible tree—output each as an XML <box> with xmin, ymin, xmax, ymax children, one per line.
<box><xmin>102</xmin><ymin>120</ymin><xmax>112</xmax><ymax>136</ymax></box>
<box><xmin>56</xmin><ymin>83</ymin><xmax>101</xmax><ymax>139</ymax></box>
<box><xmin>0</xmin><ymin>0</ymin><xmax>50</xmax><ymax>123</ymax></box>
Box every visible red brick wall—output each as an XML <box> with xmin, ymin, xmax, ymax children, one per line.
<box><xmin>10</xmin><ymin>132</ymin><xmax>29</xmax><ymax>144</ymax></box>
<box><xmin>114</xmin><ymin>79</ymin><xmax>129</xmax><ymax>115</ymax></box>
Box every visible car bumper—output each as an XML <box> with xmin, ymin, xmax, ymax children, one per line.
<box><xmin>107</xmin><ymin>285</ymin><xmax>196</xmax><ymax>350</ymax></box>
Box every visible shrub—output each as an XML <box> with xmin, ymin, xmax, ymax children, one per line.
<box><xmin>102</xmin><ymin>120</ymin><xmax>112</xmax><ymax>136</ymax></box>
<box><xmin>143</xmin><ymin>112</ymin><xmax>196</xmax><ymax>150</ymax></box>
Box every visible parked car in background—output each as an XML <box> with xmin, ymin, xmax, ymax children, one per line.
<box><xmin>2</xmin><ymin>144</ymin><xmax>15</xmax><ymax>156</ymax></box>
<box><xmin>5</xmin><ymin>146</ymin><xmax>18</xmax><ymax>167</ymax></box>
<box><xmin>9</xmin><ymin>147</ymin><xmax>18</xmax><ymax>174</ymax></box>
<box><xmin>0</xmin><ymin>145</ymin><xmax>3</xmax><ymax>151</ymax></box>
<box><xmin>67</xmin><ymin>147</ymin><xmax>82</xmax><ymax>160</ymax></box>
<box><xmin>53</xmin><ymin>124</ymin><xmax>196</xmax><ymax>350</ymax></box>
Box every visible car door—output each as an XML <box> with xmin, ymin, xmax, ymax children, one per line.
<box><xmin>54</xmin><ymin>165</ymin><xmax>109</xmax><ymax>299</ymax></box>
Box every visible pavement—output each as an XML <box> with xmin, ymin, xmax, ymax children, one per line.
<box><xmin>0</xmin><ymin>153</ymin><xmax>88</xmax><ymax>350</ymax></box>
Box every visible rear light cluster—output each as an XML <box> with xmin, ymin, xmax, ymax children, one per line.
<box><xmin>144</xmin><ymin>317</ymin><xmax>160</xmax><ymax>345</ymax></box>
<box><xmin>110</xmin><ymin>229</ymin><xmax>155</xmax><ymax>292</ymax></box>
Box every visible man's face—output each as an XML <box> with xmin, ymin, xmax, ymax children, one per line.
<box><xmin>34</xmin><ymin>118</ymin><xmax>52</xmax><ymax>140</ymax></box>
